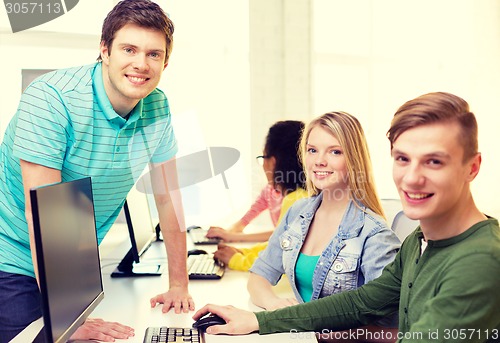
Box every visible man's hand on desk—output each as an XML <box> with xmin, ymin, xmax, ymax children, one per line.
<box><xmin>193</xmin><ymin>304</ymin><xmax>259</xmax><ymax>335</ymax></box>
<box><xmin>69</xmin><ymin>318</ymin><xmax>134</xmax><ymax>341</ymax></box>
<box><xmin>150</xmin><ymin>286</ymin><xmax>195</xmax><ymax>314</ymax></box>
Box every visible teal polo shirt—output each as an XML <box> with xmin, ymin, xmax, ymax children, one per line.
<box><xmin>0</xmin><ymin>62</ymin><xmax>177</xmax><ymax>277</ymax></box>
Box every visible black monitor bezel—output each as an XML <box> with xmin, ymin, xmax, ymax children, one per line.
<box><xmin>30</xmin><ymin>177</ymin><xmax>104</xmax><ymax>343</ymax></box>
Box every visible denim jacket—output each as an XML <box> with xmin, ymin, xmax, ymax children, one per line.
<box><xmin>250</xmin><ymin>193</ymin><xmax>401</xmax><ymax>303</ymax></box>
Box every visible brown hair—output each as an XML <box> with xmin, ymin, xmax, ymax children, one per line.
<box><xmin>299</xmin><ymin>111</ymin><xmax>385</xmax><ymax>218</ymax></box>
<box><xmin>97</xmin><ymin>0</ymin><xmax>174</xmax><ymax>63</ymax></box>
<box><xmin>387</xmin><ymin>92</ymin><xmax>478</xmax><ymax>162</ymax></box>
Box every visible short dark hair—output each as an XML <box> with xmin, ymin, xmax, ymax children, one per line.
<box><xmin>98</xmin><ymin>0</ymin><xmax>174</xmax><ymax>63</ymax></box>
<box><xmin>387</xmin><ymin>92</ymin><xmax>478</xmax><ymax>162</ymax></box>
<box><xmin>265</xmin><ymin>120</ymin><xmax>305</xmax><ymax>195</ymax></box>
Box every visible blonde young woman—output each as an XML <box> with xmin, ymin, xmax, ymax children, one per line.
<box><xmin>248</xmin><ymin>112</ymin><xmax>401</xmax><ymax>324</ymax></box>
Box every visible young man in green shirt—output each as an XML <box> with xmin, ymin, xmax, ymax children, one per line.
<box><xmin>194</xmin><ymin>92</ymin><xmax>500</xmax><ymax>343</ymax></box>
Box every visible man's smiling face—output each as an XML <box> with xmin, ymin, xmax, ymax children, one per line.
<box><xmin>100</xmin><ymin>23</ymin><xmax>167</xmax><ymax>116</ymax></box>
<box><xmin>392</xmin><ymin>121</ymin><xmax>477</xmax><ymax>228</ymax></box>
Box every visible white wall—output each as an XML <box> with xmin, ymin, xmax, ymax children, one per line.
<box><xmin>310</xmin><ymin>0</ymin><xmax>500</xmax><ymax>217</ymax></box>
<box><xmin>158</xmin><ymin>1</ymin><xmax>251</xmax><ymax>225</ymax></box>
<box><xmin>1</xmin><ymin>0</ymin><xmax>499</xmax><ymax>221</ymax></box>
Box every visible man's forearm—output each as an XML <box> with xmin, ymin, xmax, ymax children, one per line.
<box><xmin>163</xmin><ymin>228</ymin><xmax>189</xmax><ymax>288</ymax></box>
<box><xmin>255</xmin><ymin>289</ymin><xmax>376</xmax><ymax>335</ymax></box>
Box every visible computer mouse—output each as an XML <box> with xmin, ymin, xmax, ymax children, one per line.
<box><xmin>192</xmin><ymin>313</ymin><xmax>226</xmax><ymax>331</ymax></box>
<box><xmin>187</xmin><ymin>249</ymin><xmax>207</xmax><ymax>256</ymax></box>
<box><xmin>186</xmin><ymin>225</ymin><xmax>202</xmax><ymax>232</ymax></box>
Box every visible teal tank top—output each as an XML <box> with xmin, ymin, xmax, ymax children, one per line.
<box><xmin>295</xmin><ymin>252</ymin><xmax>320</xmax><ymax>302</ymax></box>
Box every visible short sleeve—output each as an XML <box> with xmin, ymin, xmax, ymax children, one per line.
<box><xmin>13</xmin><ymin>81</ymin><xmax>69</xmax><ymax>170</ymax></box>
<box><xmin>148</xmin><ymin>98</ymin><xmax>178</xmax><ymax>164</ymax></box>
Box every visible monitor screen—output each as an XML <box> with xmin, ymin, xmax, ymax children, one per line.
<box><xmin>110</xmin><ymin>178</ymin><xmax>164</xmax><ymax>277</ymax></box>
<box><xmin>30</xmin><ymin>177</ymin><xmax>104</xmax><ymax>343</ymax></box>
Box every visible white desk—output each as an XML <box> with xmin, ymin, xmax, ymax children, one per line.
<box><xmin>12</xmin><ymin>223</ymin><xmax>317</xmax><ymax>342</ymax></box>
<box><xmin>93</xmin><ymin>225</ymin><xmax>317</xmax><ymax>343</ymax></box>
<box><xmin>9</xmin><ymin>318</ymin><xmax>43</xmax><ymax>343</ymax></box>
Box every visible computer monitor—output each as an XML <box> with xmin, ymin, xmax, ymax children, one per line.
<box><xmin>110</xmin><ymin>179</ymin><xmax>164</xmax><ymax>277</ymax></box>
<box><xmin>30</xmin><ymin>177</ymin><xmax>104</xmax><ymax>343</ymax></box>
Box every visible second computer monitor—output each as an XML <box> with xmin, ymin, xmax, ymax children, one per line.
<box><xmin>110</xmin><ymin>179</ymin><xmax>164</xmax><ymax>277</ymax></box>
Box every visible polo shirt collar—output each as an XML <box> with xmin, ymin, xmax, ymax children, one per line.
<box><xmin>92</xmin><ymin>62</ymin><xmax>143</xmax><ymax>127</ymax></box>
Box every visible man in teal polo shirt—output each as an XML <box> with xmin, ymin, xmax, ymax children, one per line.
<box><xmin>0</xmin><ymin>1</ymin><xmax>193</xmax><ymax>341</ymax></box>
<box><xmin>193</xmin><ymin>92</ymin><xmax>500</xmax><ymax>343</ymax></box>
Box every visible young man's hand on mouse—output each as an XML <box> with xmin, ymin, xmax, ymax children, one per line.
<box><xmin>193</xmin><ymin>304</ymin><xmax>259</xmax><ymax>335</ymax></box>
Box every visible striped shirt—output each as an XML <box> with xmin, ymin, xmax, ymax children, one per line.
<box><xmin>0</xmin><ymin>62</ymin><xmax>177</xmax><ymax>277</ymax></box>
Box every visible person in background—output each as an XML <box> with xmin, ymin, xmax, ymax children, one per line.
<box><xmin>207</xmin><ymin>120</ymin><xmax>305</xmax><ymax>243</ymax></box>
<box><xmin>247</xmin><ymin>112</ymin><xmax>400</xmax><ymax>338</ymax></box>
<box><xmin>194</xmin><ymin>92</ymin><xmax>500</xmax><ymax>343</ymax></box>
<box><xmin>0</xmin><ymin>1</ymin><xmax>193</xmax><ymax>342</ymax></box>
<box><xmin>211</xmin><ymin>120</ymin><xmax>308</xmax><ymax>271</ymax></box>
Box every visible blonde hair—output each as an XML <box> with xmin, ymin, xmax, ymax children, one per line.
<box><xmin>299</xmin><ymin>111</ymin><xmax>385</xmax><ymax>218</ymax></box>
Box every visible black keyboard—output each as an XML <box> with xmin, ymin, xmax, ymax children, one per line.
<box><xmin>187</xmin><ymin>254</ymin><xmax>225</xmax><ymax>280</ymax></box>
<box><xmin>143</xmin><ymin>327</ymin><xmax>203</xmax><ymax>343</ymax></box>
<box><xmin>187</xmin><ymin>226</ymin><xmax>220</xmax><ymax>245</ymax></box>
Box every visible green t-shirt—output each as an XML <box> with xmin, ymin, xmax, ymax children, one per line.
<box><xmin>256</xmin><ymin>218</ymin><xmax>500</xmax><ymax>343</ymax></box>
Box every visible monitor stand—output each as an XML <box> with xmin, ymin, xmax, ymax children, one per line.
<box><xmin>155</xmin><ymin>223</ymin><xmax>163</xmax><ymax>242</ymax></box>
<box><xmin>110</xmin><ymin>249</ymin><xmax>164</xmax><ymax>278</ymax></box>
